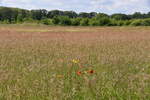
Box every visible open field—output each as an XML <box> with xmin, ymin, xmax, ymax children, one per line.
<box><xmin>0</xmin><ymin>25</ymin><xmax>150</xmax><ymax>100</ymax></box>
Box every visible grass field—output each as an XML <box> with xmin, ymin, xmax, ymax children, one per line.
<box><xmin>0</xmin><ymin>25</ymin><xmax>150</xmax><ymax>100</ymax></box>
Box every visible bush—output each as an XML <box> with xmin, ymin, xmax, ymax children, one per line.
<box><xmin>59</xmin><ymin>16</ymin><xmax>71</xmax><ymax>25</ymax></box>
<box><xmin>124</xmin><ymin>20</ymin><xmax>132</xmax><ymax>26</ymax></box>
<box><xmin>80</xmin><ymin>18</ymin><xmax>89</xmax><ymax>26</ymax></box>
<box><xmin>110</xmin><ymin>19</ymin><xmax>118</xmax><ymax>26</ymax></box>
<box><xmin>23</xmin><ymin>18</ymin><xmax>38</xmax><ymax>23</ymax></box>
<box><xmin>52</xmin><ymin>16</ymin><xmax>60</xmax><ymax>25</ymax></box>
<box><xmin>142</xmin><ymin>19</ymin><xmax>150</xmax><ymax>26</ymax></box>
<box><xmin>84</xmin><ymin>17</ymin><xmax>115</xmax><ymax>26</ymax></box>
<box><xmin>1</xmin><ymin>20</ymin><xmax>10</xmax><ymax>24</ymax></box>
<box><xmin>41</xmin><ymin>19</ymin><xmax>53</xmax><ymax>25</ymax></box>
<box><xmin>130</xmin><ymin>19</ymin><xmax>147</xmax><ymax>26</ymax></box>
<box><xmin>71</xmin><ymin>18</ymin><xmax>82</xmax><ymax>26</ymax></box>
<box><xmin>52</xmin><ymin>16</ymin><xmax>71</xmax><ymax>25</ymax></box>
<box><xmin>116</xmin><ymin>20</ymin><xmax>125</xmax><ymax>26</ymax></box>
<box><xmin>97</xmin><ymin>17</ymin><xmax>111</xmax><ymax>26</ymax></box>
<box><xmin>130</xmin><ymin>19</ymin><xmax>150</xmax><ymax>26</ymax></box>
<box><xmin>89</xmin><ymin>18</ymin><xmax>99</xmax><ymax>26</ymax></box>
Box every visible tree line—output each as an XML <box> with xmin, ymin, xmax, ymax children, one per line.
<box><xmin>1</xmin><ymin>6</ymin><xmax>150</xmax><ymax>26</ymax></box>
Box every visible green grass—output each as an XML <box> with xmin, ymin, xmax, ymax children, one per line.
<box><xmin>0</xmin><ymin>26</ymin><xmax>150</xmax><ymax>100</ymax></box>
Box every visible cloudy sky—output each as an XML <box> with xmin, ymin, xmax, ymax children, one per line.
<box><xmin>0</xmin><ymin>0</ymin><xmax>150</xmax><ymax>14</ymax></box>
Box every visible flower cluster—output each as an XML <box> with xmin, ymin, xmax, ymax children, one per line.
<box><xmin>71</xmin><ymin>59</ymin><xmax>95</xmax><ymax>76</ymax></box>
<box><xmin>77</xmin><ymin>69</ymin><xmax>94</xmax><ymax>76</ymax></box>
<box><xmin>72</xmin><ymin>59</ymin><xmax>79</xmax><ymax>64</ymax></box>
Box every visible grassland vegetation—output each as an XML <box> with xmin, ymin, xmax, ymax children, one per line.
<box><xmin>0</xmin><ymin>26</ymin><xmax>150</xmax><ymax>99</ymax></box>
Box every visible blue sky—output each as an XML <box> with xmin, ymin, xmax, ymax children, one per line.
<box><xmin>0</xmin><ymin>0</ymin><xmax>150</xmax><ymax>14</ymax></box>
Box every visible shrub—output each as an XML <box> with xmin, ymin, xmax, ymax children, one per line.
<box><xmin>89</xmin><ymin>18</ymin><xmax>99</xmax><ymax>26</ymax></box>
<box><xmin>97</xmin><ymin>17</ymin><xmax>111</xmax><ymax>26</ymax></box>
<box><xmin>23</xmin><ymin>18</ymin><xmax>38</xmax><ymax>23</ymax></box>
<box><xmin>71</xmin><ymin>18</ymin><xmax>82</xmax><ymax>26</ymax></box>
<box><xmin>1</xmin><ymin>20</ymin><xmax>10</xmax><ymax>24</ymax></box>
<box><xmin>130</xmin><ymin>19</ymin><xmax>150</xmax><ymax>26</ymax></box>
<box><xmin>124</xmin><ymin>20</ymin><xmax>132</xmax><ymax>26</ymax></box>
<box><xmin>52</xmin><ymin>16</ymin><xmax>71</xmax><ymax>25</ymax></box>
<box><xmin>116</xmin><ymin>20</ymin><xmax>125</xmax><ymax>26</ymax></box>
<box><xmin>130</xmin><ymin>19</ymin><xmax>144</xmax><ymax>26</ymax></box>
<box><xmin>41</xmin><ymin>19</ymin><xmax>53</xmax><ymax>25</ymax></box>
<box><xmin>59</xmin><ymin>16</ymin><xmax>71</xmax><ymax>25</ymax></box>
<box><xmin>52</xmin><ymin>16</ymin><xmax>60</xmax><ymax>25</ymax></box>
<box><xmin>80</xmin><ymin>18</ymin><xmax>89</xmax><ymax>26</ymax></box>
<box><xmin>142</xmin><ymin>18</ymin><xmax>150</xmax><ymax>26</ymax></box>
<box><xmin>110</xmin><ymin>19</ymin><xmax>118</xmax><ymax>26</ymax></box>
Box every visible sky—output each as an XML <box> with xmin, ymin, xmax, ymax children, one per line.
<box><xmin>0</xmin><ymin>0</ymin><xmax>150</xmax><ymax>14</ymax></box>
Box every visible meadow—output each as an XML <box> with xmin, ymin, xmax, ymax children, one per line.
<box><xmin>0</xmin><ymin>25</ymin><xmax>150</xmax><ymax>100</ymax></box>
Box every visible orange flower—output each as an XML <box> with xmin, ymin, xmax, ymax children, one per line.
<box><xmin>77</xmin><ymin>71</ymin><xmax>82</xmax><ymax>75</ymax></box>
<box><xmin>88</xmin><ymin>70</ymin><xmax>94</xmax><ymax>74</ymax></box>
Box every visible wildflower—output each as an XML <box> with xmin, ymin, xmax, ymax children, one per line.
<box><xmin>72</xmin><ymin>59</ymin><xmax>79</xmax><ymax>64</ymax></box>
<box><xmin>88</xmin><ymin>70</ymin><xmax>94</xmax><ymax>74</ymax></box>
<box><xmin>77</xmin><ymin>71</ymin><xmax>82</xmax><ymax>75</ymax></box>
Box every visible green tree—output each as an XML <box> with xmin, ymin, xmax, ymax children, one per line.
<box><xmin>79</xmin><ymin>12</ymin><xmax>90</xmax><ymax>18</ymax></box>
<box><xmin>111</xmin><ymin>13</ymin><xmax>130</xmax><ymax>20</ymax></box>
<box><xmin>47</xmin><ymin>10</ymin><xmax>64</xmax><ymax>18</ymax></box>
<box><xmin>31</xmin><ymin>9</ymin><xmax>47</xmax><ymax>20</ymax></box>
<box><xmin>131</xmin><ymin>12</ymin><xmax>145</xmax><ymax>19</ymax></box>
<box><xmin>63</xmin><ymin>11</ymin><xmax>78</xmax><ymax>18</ymax></box>
<box><xmin>96</xmin><ymin>13</ymin><xmax>109</xmax><ymax>19</ymax></box>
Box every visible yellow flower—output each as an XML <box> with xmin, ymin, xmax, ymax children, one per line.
<box><xmin>72</xmin><ymin>59</ymin><xmax>79</xmax><ymax>64</ymax></box>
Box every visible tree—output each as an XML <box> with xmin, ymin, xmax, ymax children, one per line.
<box><xmin>63</xmin><ymin>11</ymin><xmax>78</xmax><ymax>18</ymax></box>
<box><xmin>17</xmin><ymin>9</ymin><xmax>29</xmax><ymax>22</ymax></box>
<box><xmin>96</xmin><ymin>13</ymin><xmax>109</xmax><ymax>19</ymax></box>
<box><xmin>47</xmin><ymin>10</ymin><xmax>64</xmax><ymax>18</ymax></box>
<box><xmin>89</xmin><ymin>12</ymin><xmax>97</xmax><ymax>18</ymax></box>
<box><xmin>111</xmin><ymin>13</ymin><xmax>130</xmax><ymax>20</ymax></box>
<box><xmin>131</xmin><ymin>12</ymin><xmax>144</xmax><ymax>19</ymax></box>
<box><xmin>31</xmin><ymin>9</ymin><xmax>47</xmax><ymax>20</ymax></box>
<box><xmin>79</xmin><ymin>12</ymin><xmax>90</xmax><ymax>18</ymax></box>
<box><xmin>0</xmin><ymin>7</ymin><xmax>18</xmax><ymax>23</ymax></box>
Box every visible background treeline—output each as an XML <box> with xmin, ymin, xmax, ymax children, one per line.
<box><xmin>1</xmin><ymin>6</ymin><xmax>150</xmax><ymax>26</ymax></box>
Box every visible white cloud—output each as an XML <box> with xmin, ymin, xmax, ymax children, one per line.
<box><xmin>90</xmin><ymin>0</ymin><xmax>150</xmax><ymax>14</ymax></box>
<box><xmin>0</xmin><ymin>0</ymin><xmax>150</xmax><ymax>14</ymax></box>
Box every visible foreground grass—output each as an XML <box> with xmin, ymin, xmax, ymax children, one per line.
<box><xmin>0</xmin><ymin>26</ymin><xmax>150</xmax><ymax>100</ymax></box>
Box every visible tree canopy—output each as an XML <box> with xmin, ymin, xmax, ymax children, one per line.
<box><xmin>1</xmin><ymin>6</ymin><xmax>150</xmax><ymax>26</ymax></box>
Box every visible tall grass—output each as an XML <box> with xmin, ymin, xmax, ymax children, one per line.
<box><xmin>0</xmin><ymin>26</ymin><xmax>150</xmax><ymax>100</ymax></box>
